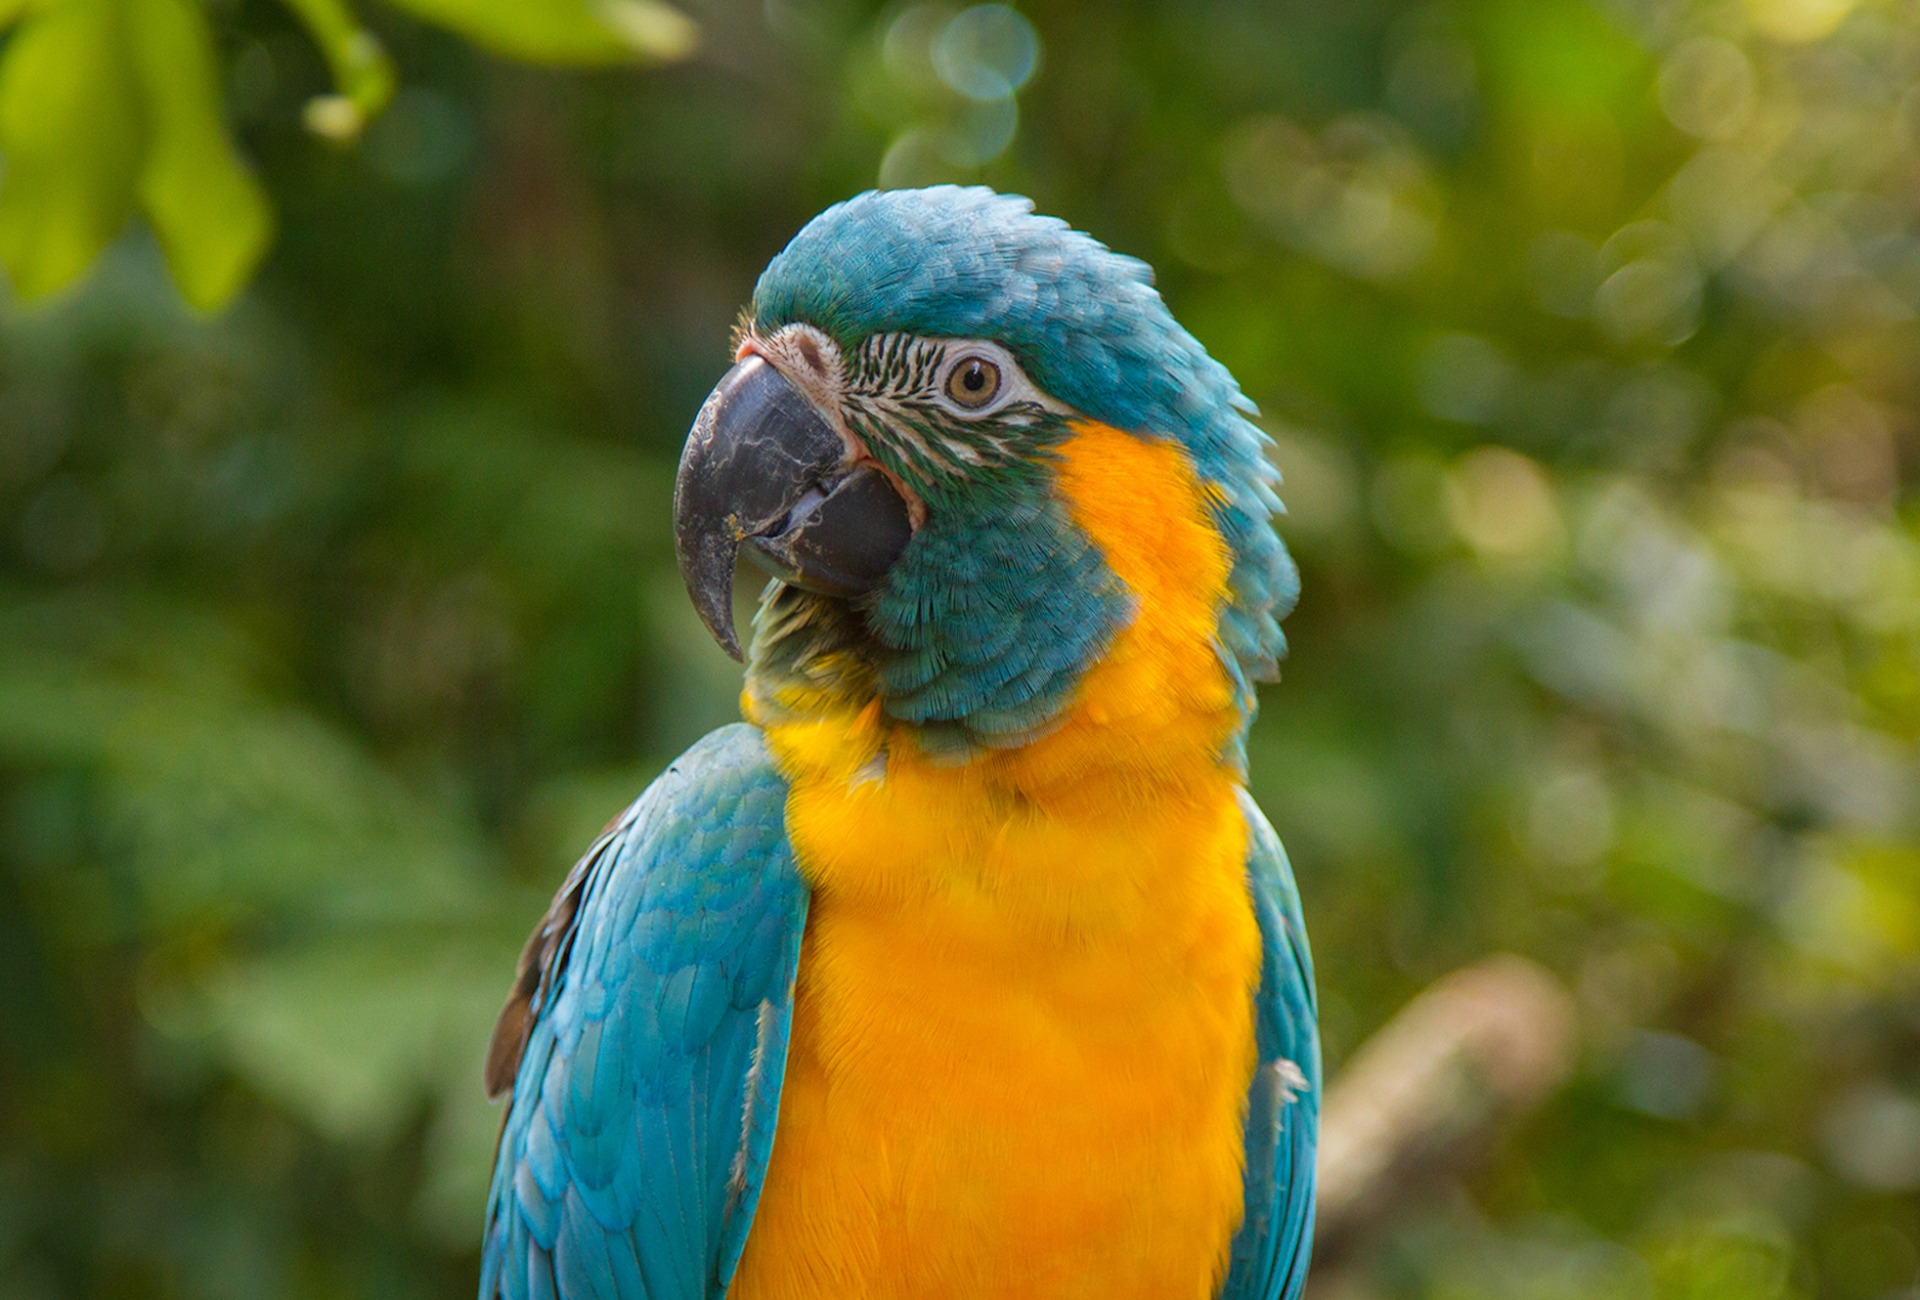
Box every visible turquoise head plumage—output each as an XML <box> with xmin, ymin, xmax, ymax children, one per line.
<box><xmin>673</xmin><ymin>186</ymin><xmax>1298</xmax><ymax>756</ymax></box>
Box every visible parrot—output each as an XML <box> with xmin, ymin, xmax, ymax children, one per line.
<box><xmin>478</xmin><ymin>186</ymin><xmax>1318</xmax><ymax>1300</ymax></box>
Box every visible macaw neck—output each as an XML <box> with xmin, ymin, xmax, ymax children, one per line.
<box><xmin>746</xmin><ymin>420</ymin><xmax>1247</xmax><ymax>811</ymax></box>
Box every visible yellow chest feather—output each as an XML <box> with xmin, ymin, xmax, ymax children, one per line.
<box><xmin>730</xmin><ymin>425</ymin><xmax>1263</xmax><ymax>1300</ymax></box>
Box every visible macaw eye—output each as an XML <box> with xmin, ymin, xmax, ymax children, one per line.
<box><xmin>943</xmin><ymin>355</ymin><xmax>1002</xmax><ymax>410</ymax></box>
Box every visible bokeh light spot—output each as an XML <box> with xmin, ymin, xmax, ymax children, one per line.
<box><xmin>1822</xmin><ymin>1085</ymin><xmax>1920</xmax><ymax>1190</ymax></box>
<box><xmin>931</xmin><ymin>5</ymin><xmax>1038</xmax><ymax>102</ymax></box>
<box><xmin>1658</xmin><ymin>38</ymin><xmax>1755</xmax><ymax>140</ymax></box>
<box><xmin>366</xmin><ymin>89</ymin><xmax>474</xmax><ymax>187</ymax></box>
<box><xmin>1446</xmin><ymin>446</ymin><xmax>1563</xmax><ymax>560</ymax></box>
<box><xmin>1747</xmin><ymin>0</ymin><xmax>1858</xmax><ymax>42</ymax></box>
<box><xmin>1618</xmin><ymin>1030</ymin><xmax>1717</xmax><ymax>1120</ymax></box>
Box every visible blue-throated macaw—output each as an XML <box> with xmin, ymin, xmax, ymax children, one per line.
<box><xmin>479</xmin><ymin>186</ymin><xmax>1318</xmax><ymax>1300</ymax></box>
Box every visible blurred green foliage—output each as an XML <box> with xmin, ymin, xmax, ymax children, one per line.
<box><xmin>2</xmin><ymin>0</ymin><xmax>1918</xmax><ymax>1297</ymax></box>
<box><xmin>0</xmin><ymin>0</ymin><xmax>691</xmax><ymax>308</ymax></box>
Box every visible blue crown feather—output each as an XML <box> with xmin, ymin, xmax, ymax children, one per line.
<box><xmin>751</xmin><ymin>187</ymin><xmax>1297</xmax><ymax>738</ymax></box>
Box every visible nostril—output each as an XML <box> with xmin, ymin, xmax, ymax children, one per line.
<box><xmin>760</xmin><ymin>478</ymin><xmax>840</xmax><ymax>541</ymax></box>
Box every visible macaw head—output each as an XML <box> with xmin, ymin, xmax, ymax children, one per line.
<box><xmin>675</xmin><ymin>186</ymin><xmax>1296</xmax><ymax>761</ymax></box>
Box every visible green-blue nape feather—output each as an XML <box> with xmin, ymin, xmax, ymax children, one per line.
<box><xmin>867</xmin><ymin>487</ymin><xmax>1129</xmax><ymax>756</ymax></box>
<box><xmin>752</xmin><ymin>186</ymin><xmax>1299</xmax><ymax>729</ymax></box>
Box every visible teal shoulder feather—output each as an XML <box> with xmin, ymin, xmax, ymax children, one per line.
<box><xmin>479</xmin><ymin>724</ymin><xmax>808</xmax><ymax>1300</ymax></box>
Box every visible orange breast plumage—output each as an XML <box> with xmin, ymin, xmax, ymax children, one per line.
<box><xmin>731</xmin><ymin>424</ymin><xmax>1264</xmax><ymax>1300</ymax></box>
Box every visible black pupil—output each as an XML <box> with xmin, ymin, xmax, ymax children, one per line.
<box><xmin>962</xmin><ymin>362</ymin><xmax>987</xmax><ymax>391</ymax></box>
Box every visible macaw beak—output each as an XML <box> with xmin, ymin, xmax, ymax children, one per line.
<box><xmin>673</xmin><ymin>355</ymin><xmax>913</xmax><ymax>660</ymax></box>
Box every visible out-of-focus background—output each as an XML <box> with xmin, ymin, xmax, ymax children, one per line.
<box><xmin>2</xmin><ymin>0</ymin><xmax>1918</xmax><ymax>1295</ymax></box>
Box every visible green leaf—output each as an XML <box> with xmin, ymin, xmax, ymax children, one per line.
<box><xmin>127</xmin><ymin>0</ymin><xmax>273</xmax><ymax>311</ymax></box>
<box><xmin>378</xmin><ymin>0</ymin><xmax>696</xmax><ymax>67</ymax></box>
<box><xmin>277</xmin><ymin>0</ymin><xmax>395</xmax><ymax>140</ymax></box>
<box><xmin>0</xmin><ymin>0</ymin><xmax>143</xmax><ymax>302</ymax></box>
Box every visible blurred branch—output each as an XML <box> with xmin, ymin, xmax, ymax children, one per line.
<box><xmin>282</xmin><ymin>0</ymin><xmax>397</xmax><ymax>142</ymax></box>
<box><xmin>1310</xmin><ymin>955</ymin><xmax>1579</xmax><ymax>1281</ymax></box>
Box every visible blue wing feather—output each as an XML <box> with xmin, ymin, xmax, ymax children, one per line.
<box><xmin>1221</xmin><ymin>789</ymin><xmax>1320</xmax><ymax>1300</ymax></box>
<box><xmin>480</xmin><ymin>724</ymin><xmax>808</xmax><ymax>1300</ymax></box>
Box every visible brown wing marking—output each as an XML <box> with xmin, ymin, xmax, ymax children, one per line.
<box><xmin>483</xmin><ymin>811</ymin><xmax>632</xmax><ymax>1100</ymax></box>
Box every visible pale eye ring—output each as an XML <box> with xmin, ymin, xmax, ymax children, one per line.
<box><xmin>943</xmin><ymin>354</ymin><xmax>1003</xmax><ymax>410</ymax></box>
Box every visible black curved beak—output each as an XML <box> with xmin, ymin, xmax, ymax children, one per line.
<box><xmin>673</xmin><ymin>356</ymin><xmax>913</xmax><ymax>660</ymax></box>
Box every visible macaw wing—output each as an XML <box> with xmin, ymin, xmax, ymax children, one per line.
<box><xmin>480</xmin><ymin>724</ymin><xmax>808</xmax><ymax>1300</ymax></box>
<box><xmin>1221</xmin><ymin>789</ymin><xmax>1320</xmax><ymax>1300</ymax></box>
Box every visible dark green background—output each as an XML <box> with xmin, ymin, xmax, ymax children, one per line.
<box><xmin>3</xmin><ymin>0</ymin><xmax>1918</xmax><ymax>1296</ymax></box>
